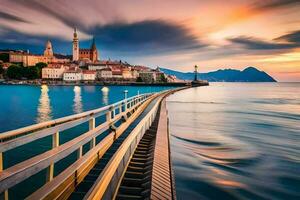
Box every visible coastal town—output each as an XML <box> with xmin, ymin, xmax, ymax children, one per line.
<box><xmin>0</xmin><ymin>28</ymin><xmax>179</xmax><ymax>85</ymax></box>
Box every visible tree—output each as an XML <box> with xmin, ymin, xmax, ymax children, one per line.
<box><xmin>0</xmin><ymin>53</ymin><xmax>9</xmax><ymax>62</ymax></box>
<box><xmin>0</xmin><ymin>63</ymin><xmax>4</xmax><ymax>75</ymax></box>
<box><xmin>35</xmin><ymin>62</ymin><xmax>47</xmax><ymax>78</ymax></box>
<box><xmin>35</xmin><ymin>62</ymin><xmax>47</xmax><ymax>69</ymax></box>
<box><xmin>7</xmin><ymin>65</ymin><xmax>23</xmax><ymax>79</ymax></box>
<box><xmin>26</xmin><ymin>66</ymin><xmax>39</xmax><ymax>79</ymax></box>
<box><xmin>160</xmin><ymin>74</ymin><xmax>168</xmax><ymax>83</ymax></box>
<box><xmin>136</xmin><ymin>77</ymin><xmax>143</xmax><ymax>82</ymax></box>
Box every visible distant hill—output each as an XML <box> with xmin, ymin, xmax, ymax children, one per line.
<box><xmin>160</xmin><ymin>67</ymin><xmax>276</xmax><ymax>82</ymax></box>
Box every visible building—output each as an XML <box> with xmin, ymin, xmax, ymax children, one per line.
<box><xmin>63</xmin><ymin>68</ymin><xmax>82</xmax><ymax>82</ymax></box>
<box><xmin>98</xmin><ymin>68</ymin><xmax>112</xmax><ymax>79</ymax></box>
<box><xmin>72</xmin><ymin>28</ymin><xmax>99</xmax><ymax>63</ymax></box>
<box><xmin>9</xmin><ymin>40</ymin><xmax>68</xmax><ymax>67</ymax></box>
<box><xmin>122</xmin><ymin>68</ymin><xmax>132</xmax><ymax>79</ymax></box>
<box><xmin>88</xmin><ymin>62</ymin><xmax>107</xmax><ymax>71</ymax></box>
<box><xmin>42</xmin><ymin>63</ymin><xmax>66</xmax><ymax>79</ymax></box>
<box><xmin>82</xmin><ymin>70</ymin><xmax>96</xmax><ymax>81</ymax></box>
<box><xmin>72</xmin><ymin>28</ymin><xmax>79</xmax><ymax>61</ymax></box>
<box><xmin>111</xmin><ymin>68</ymin><xmax>123</xmax><ymax>79</ymax></box>
<box><xmin>154</xmin><ymin>71</ymin><xmax>166</xmax><ymax>82</ymax></box>
<box><xmin>139</xmin><ymin>71</ymin><xmax>156</xmax><ymax>83</ymax></box>
<box><xmin>44</xmin><ymin>40</ymin><xmax>54</xmax><ymax>58</ymax></box>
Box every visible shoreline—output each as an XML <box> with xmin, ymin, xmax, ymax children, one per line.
<box><xmin>0</xmin><ymin>80</ymin><xmax>195</xmax><ymax>87</ymax></box>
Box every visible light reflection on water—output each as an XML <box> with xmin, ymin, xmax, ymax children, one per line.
<box><xmin>36</xmin><ymin>85</ymin><xmax>52</xmax><ymax>123</ymax></box>
<box><xmin>167</xmin><ymin>83</ymin><xmax>300</xmax><ymax>200</ymax></box>
<box><xmin>102</xmin><ymin>87</ymin><xmax>109</xmax><ymax>105</ymax></box>
<box><xmin>73</xmin><ymin>86</ymin><xmax>83</xmax><ymax>114</ymax></box>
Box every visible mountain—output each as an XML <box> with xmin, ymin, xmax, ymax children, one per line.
<box><xmin>160</xmin><ymin>67</ymin><xmax>276</xmax><ymax>82</ymax></box>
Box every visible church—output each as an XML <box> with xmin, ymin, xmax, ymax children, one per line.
<box><xmin>72</xmin><ymin>28</ymin><xmax>99</xmax><ymax>63</ymax></box>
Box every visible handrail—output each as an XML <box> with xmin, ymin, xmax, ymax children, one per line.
<box><xmin>83</xmin><ymin>91</ymin><xmax>170</xmax><ymax>200</ymax></box>
<box><xmin>26</xmin><ymin>91</ymin><xmax>162</xmax><ymax>200</ymax></box>
<box><xmin>0</xmin><ymin>93</ymin><xmax>152</xmax><ymax>193</ymax></box>
<box><xmin>0</xmin><ymin>93</ymin><xmax>151</xmax><ymax>141</ymax></box>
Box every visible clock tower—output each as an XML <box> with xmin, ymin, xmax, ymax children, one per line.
<box><xmin>72</xmin><ymin>28</ymin><xmax>79</xmax><ymax>61</ymax></box>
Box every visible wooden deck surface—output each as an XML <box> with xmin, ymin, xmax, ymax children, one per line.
<box><xmin>150</xmin><ymin>98</ymin><xmax>176</xmax><ymax>200</ymax></box>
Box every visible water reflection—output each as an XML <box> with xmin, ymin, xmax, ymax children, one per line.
<box><xmin>73</xmin><ymin>86</ymin><xmax>83</xmax><ymax>114</ymax></box>
<box><xmin>36</xmin><ymin>85</ymin><xmax>52</xmax><ymax>123</ymax></box>
<box><xmin>101</xmin><ymin>87</ymin><xmax>109</xmax><ymax>105</ymax></box>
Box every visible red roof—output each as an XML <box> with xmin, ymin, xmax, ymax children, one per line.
<box><xmin>82</xmin><ymin>70</ymin><xmax>96</xmax><ymax>74</ymax></box>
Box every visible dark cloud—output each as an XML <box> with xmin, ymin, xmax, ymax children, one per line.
<box><xmin>0</xmin><ymin>20</ymin><xmax>206</xmax><ymax>57</ymax></box>
<box><xmin>88</xmin><ymin>20</ymin><xmax>206</xmax><ymax>54</ymax></box>
<box><xmin>228</xmin><ymin>36</ymin><xmax>299</xmax><ymax>50</ymax></box>
<box><xmin>0</xmin><ymin>11</ymin><xmax>29</xmax><ymax>23</ymax></box>
<box><xmin>275</xmin><ymin>30</ymin><xmax>300</xmax><ymax>43</ymax></box>
<box><xmin>254</xmin><ymin>0</ymin><xmax>300</xmax><ymax>11</ymax></box>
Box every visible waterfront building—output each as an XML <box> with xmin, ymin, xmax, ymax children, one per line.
<box><xmin>42</xmin><ymin>63</ymin><xmax>66</xmax><ymax>79</ymax></box>
<box><xmin>98</xmin><ymin>68</ymin><xmax>113</xmax><ymax>79</ymax></box>
<box><xmin>82</xmin><ymin>70</ymin><xmax>96</xmax><ymax>81</ymax></box>
<box><xmin>130</xmin><ymin>69</ymin><xmax>139</xmax><ymax>79</ymax></box>
<box><xmin>122</xmin><ymin>68</ymin><xmax>132</xmax><ymax>79</ymax></box>
<box><xmin>111</xmin><ymin>68</ymin><xmax>123</xmax><ymax>79</ymax></box>
<box><xmin>154</xmin><ymin>71</ymin><xmax>166</xmax><ymax>82</ymax></box>
<box><xmin>9</xmin><ymin>40</ymin><xmax>69</xmax><ymax>67</ymax></box>
<box><xmin>63</xmin><ymin>68</ymin><xmax>82</xmax><ymax>81</ymax></box>
<box><xmin>139</xmin><ymin>71</ymin><xmax>155</xmax><ymax>83</ymax></box>
<box><xmin>88</xmin><ymin>62</ymin><xmax>107</xmax><ymax>71</ymax></box>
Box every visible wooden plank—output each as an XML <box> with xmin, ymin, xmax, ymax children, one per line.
<box><xmin>150</xmin><ymin>98</ymin><xmax>176</xmax><ymax>200</ymax></box>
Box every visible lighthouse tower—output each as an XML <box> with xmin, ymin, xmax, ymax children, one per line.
<box><xmin>72</xmin><ymin>28</ymin><xmax>79</xmax><ymax>61</ymax></box>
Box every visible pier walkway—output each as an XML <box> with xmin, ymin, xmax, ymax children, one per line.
<box><xmin>0</xmin><ymin>88</ymin><xmax>181</xmax><ymax>200</ymax></box>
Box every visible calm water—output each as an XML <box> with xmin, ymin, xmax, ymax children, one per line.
<box><xmin>167</xmin><ymin>83</ymin><xmax>300</xmax><ymax>200</ymax></box>
<box><xmin>0</xmin><ymin>85</ymin><xmax>174</xmax><ymax>133</ymax></box>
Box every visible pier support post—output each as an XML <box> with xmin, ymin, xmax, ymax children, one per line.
<box><xmin>89</xmin><ymin>117</ymin><xmax>96</xmax><ymax>149</ymax></box>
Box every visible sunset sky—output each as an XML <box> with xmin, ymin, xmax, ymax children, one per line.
<box><xmin>0</xmin><ymin>0</ymin><xmax>300</xmax><ymax>81</ymax></box>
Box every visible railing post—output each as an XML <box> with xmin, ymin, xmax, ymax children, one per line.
<box><xmin>89</xmin><ymin>117</ymin><xmax>96</xmax><ymax>149</ymax></box>
<box><xmin>0</xmin><ymin>152</ymin><xmax>8</xmax><ymax>200</ymax></box>
<box><xmin>111</xmin><ymin>106</ymin><xmax>115</xmax><ymax>119</ymax></box>
<box><xmin>77</xmin><ymin>146</ymin><xmax>83</xmax><ymax>159</ymax></box>
<box><xmin>119</xmin><ymin>104</ymin><xmax>122</xmax><ymax>114</ymax></box>
<box><xmin>106</xmin><ymin>107</ymin><xmax>112</xmax><ymax>123</ymax></box>
<box><xmin>46</xmin><ymin>132</ymin><xmax>59</xmax><ymax>182</ymax></box>
<box><xmin>0</xmin><ymin>152</ymin><xmax>3</xmax><ymax>172</ymax></box>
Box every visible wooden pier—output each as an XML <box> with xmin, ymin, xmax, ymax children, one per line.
<box><xmin>0</xmin><ymin>88</ymin><xmax>182</xmax><ymax>200</ymax></box>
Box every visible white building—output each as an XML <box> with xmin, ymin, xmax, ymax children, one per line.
<box><xmin>63</xmin><ymin>69</ymin><xmax>82</xmax><ymax>81</ymax></box>
<box><xmin>42</xmin><ymin>64</ymin><xmax>66</xmax><ymax>79</ymax></box>
<box><xmin>98</xmin><ymin>68</ymin><xmax>112</xmax><ymax>79</ymax></box>
<box><xmin>82</xmin><ymin>70</ymin><xmax>96</xmax><ymax>81</ymax></box>
<box><xmin>88</xmin><ymin>63</ymin><xmax>107</xmax><ymax>71</ymax></box>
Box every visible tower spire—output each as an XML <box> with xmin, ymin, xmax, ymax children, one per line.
<box><xmin>91</xmin><ymin>36</ymin><xmax>96</xmax><ymax>50</ymax></box>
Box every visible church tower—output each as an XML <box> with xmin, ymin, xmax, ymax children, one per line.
<box><xmin>90</xmin><ymin>37</ymin><xmax>98</xmax><ymax>62</ymax></box>
<box><xmin>44</xmin><ymin>40</ymin><xmax>53</xmax><ymax>57</ymax></box>
<box><xmin>72</xmin><ymin>28</ymin><xmax>79</xmax><ymax>61</ymax></box>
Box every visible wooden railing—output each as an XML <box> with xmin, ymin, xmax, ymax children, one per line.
<box><xmin>83</xmin><ymin>90</ymin><xmax>174</xmax><ymax>200</ymax></box>
<box><xmin>0</xmin><ymin>93</ymin><xmax>153</xmax><ymax>199</ymax></box>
